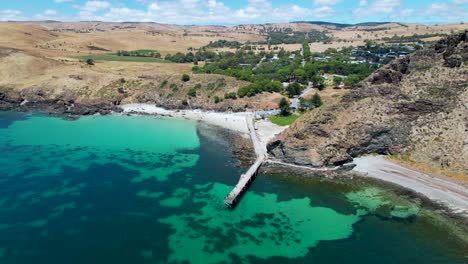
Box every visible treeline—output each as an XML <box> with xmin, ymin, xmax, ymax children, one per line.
<box><xmin>382</xmin><ymin>33</ymin><xmax>447</xmax><ymax>43</ymax></box>
<box><xmin>237</xmin><ymin>80</ymin><xmax>283</xmax><ymax>97</ymax></box>
<box><xmin>117</xmin><ymin>49</ymin><xmax>161</xmax><ymax>58</ymax></box>
<box><xmin>303</xmin><ymin>42</ymin><xmax>311</xmax><ymax>59</ymax></box>
<box><xmin>192</xmin><ymin>50</ymin><xmax>264</xmax><ymax>78</ymax></box>
<box><xmin>205</xmin><ymin>40</ymin><xmax>242</xmax><ymax>49</ymax></box>
<box><xmin>164</xmin><ymin>49</ymin><xmax>217</xmax><ymax>63</ymax></box>
<box><xmin>259</xmin><ymin>29</ymin><xmax>332</xmax><ymax>45</ymax></box>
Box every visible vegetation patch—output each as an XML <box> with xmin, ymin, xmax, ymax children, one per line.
<box><xmin>269</xmin><ymin>113</ymin><xmax>302</xmax><ymax>126</ymax></box>
<box><xmin>77</xmin><ymin>54</ymin><xmax>168</xmax><ymax>63</ymax></box>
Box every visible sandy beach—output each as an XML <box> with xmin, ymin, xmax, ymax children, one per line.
<box><xmin>121</xmin><ymin>104</ymin><xmax>252</xmax><ymax>134</ymax></box>
<box><xmin>353</xmin><ymin>156</ymin><xmax>468</xmax><ymax>215</ymax></box>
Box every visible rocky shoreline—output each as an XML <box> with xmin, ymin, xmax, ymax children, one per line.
<box><xmin>0</xmin><ymin>92</ymin><xmax>122</xmax><ymax>119</ymax></box>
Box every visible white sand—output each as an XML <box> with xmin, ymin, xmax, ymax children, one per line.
<box><xmin>121</xmin><ymin>104</ymin><xmax>250</xmax><ymax>134</ymax></box>
<box><xmin>353</xmin><ymin>156</ymin><xmax>468</xmax><ymax>214</ymax></box>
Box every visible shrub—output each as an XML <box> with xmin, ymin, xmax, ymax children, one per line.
<box><xmin>160</xmin><ymin>80</ymin><xmax>168</xmax><ymax>88</ymax></box>
<box><xmin>279</xmin><ymin>97</ymin><xmax>290</xmax><ymax>116</ymax></box>
<box><xmin>86</xmin><ymin>58</ymin><xmax>95</xmax><ymax>65</ymax></box>
<box><xmin>224</xmin><ymin>92</ymin><xmax>237</xmax><ymax>100</ymax></box>
<box><xmin>181</xmin><ymin>99</ymin><xmax>188</xmax><ymax>106</ymax></box>
<box><xmin>187</xmin><ymin>87</ymin><xmax>197</xmax><ymax>97</ymax></box>
<box><xmin>214</xmin><ymin>96</ymin><xmax>221</xmax><ymax>104</ymax></box>
<box><xmin>181</xmin><ymin>74</ymin><xmax>190</xmax><ymax>82</ymax></box>
<box><xmin>311</xmin><ymin>93</ymin><xmax>323</xmax><ymax>108</ymax></box>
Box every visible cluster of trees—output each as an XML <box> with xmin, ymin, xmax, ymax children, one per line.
<box><xmin>192</xmin><ymin>50</ymin><xmax>265</xmax><ymax>78</ymax></box>
<box><xmin>164</xmin><ymin>49</ymin><xmax>218</xmax><ymax>63</ymax></box>
<box><xmin>260</xmin><ymin>29</ymin><xmax>332</xmax><ymax>45</ymax></box>
<box><xmin>304</xmin><ymin>60</ymin><xmax>376</xmax><ymax>86</ymax></box>
<box><xmin>205</xmin><ymin>40</ymin><xmax>242</xmax><ymax>49</ymax></box>
<box><xmin>286</xmin><ymin>82</ymin><xmax>303</xmax><ymax>97</ymax></box>
<box><xmin>224</xmin><ymin>92</ymin><xmax>237</xmax><ymax>99</ymax></box>
<box><xmin>187</xmin><ymin>43</ymin><xmax>382</xmax><ymax>99</ymax></box>
<box><xmin>237</xmin><ymin>80</ymin><xmax>283</xmax><ymax>97</ymax></box>
<box><xmin>306</xmin><ymin>30</ymin><xmax>332</xmax><ymax>43</ymax></box>
<box><xmin>117</xmin><ymin>50</ymin><xmax>161</xmax><ymax>58</ymax></box>
<box><xmin>381</xmin><ymin>33</ymin><xmax>446</xmax><ymax>43</ymax></box>
<box><xmin>302</xmin><ymin>42</ymin><xmax>311</xmax><ymax>60</ymax></box>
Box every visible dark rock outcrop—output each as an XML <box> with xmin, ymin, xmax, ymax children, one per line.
<box><xmin>0</xmin><ymin>88</ymin><xmax>122</xmax><ymax>116</ymax></box>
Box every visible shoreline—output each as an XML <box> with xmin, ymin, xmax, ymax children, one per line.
<box><xmin>120</xmin><ymin>103</ymin><xmax>287</xmax><ymax>145</ymax></box>
<box><xmin>352</xmin><ymin>156</ymin><xmax>468</xmax><ymax>216</ymax></box>
<box><xmin>121</xmin><ymin>103</ymin><xmax>252</xmax><ymax>135</ymax></box>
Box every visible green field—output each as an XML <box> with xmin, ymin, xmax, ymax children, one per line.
<box><xmin>77</xmin><ymin>54</ymin><xmax>169</xmax><ymax>63</ymax></box>
<box><xmin>268</xmin><ymin>114</ymin><xmax>301</xmax><ymax>126</ymax></box>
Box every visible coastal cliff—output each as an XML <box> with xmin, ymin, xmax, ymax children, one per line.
<box><xmin>268</xmin><ymin>31</ymin><xmax>468</xmax><ymax>174</ymax></box>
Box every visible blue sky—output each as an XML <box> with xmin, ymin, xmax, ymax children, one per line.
<box><xmin>1</xmin><ymin>0</ymin><xmax>466</xmax><ymax>25</ymax></box>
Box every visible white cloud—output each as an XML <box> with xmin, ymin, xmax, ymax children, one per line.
<box><xmin>81</xmin><ymin>1</ymin><xmax>111</xmax><ymax>12</ymax></box>
<box><xmin>5</xmin><ymin>0</ymin><xmax>465</xmax><ymax>25</ymax></box>
<box><xmin>0</xmin><ymin>10</ymin><xmax>24</xmax><ymax>21</ymax></box>
<box><xmin>314</xmin><ymin>0</ymin><xmax>341</xmax><ymax>6</ymax></box>
<box><xmin>32</xmin><ymin>10</ymin><xmax>69</xmax><ymax>21</ymax></box>
<box><xmin>353</xmin><ymin>0</ymin><xmax>402</xmax><ymax>17</ymax></box>
<box><xmin>44</xmin><ymin>10</ymin><xmax>59</xmax><ymax>16</ymax></box>
<box><xmin>422</xmin><ymin>2</ymin><xmax>466</xmax><ymax>21</ymax></box>
<box><xmin>83</xmin><ymin>0</ymin><xmax>334</xmax><ymax>24</ymax></box>
<box><xmin>77</xmin><ymin>1</ymin><xmax>111</xmax><ymax>20</ymax></box>
<box><xmin>400</xmin><ymin>9</ymin><xmax>414</xmax><ymax>17</ymax></box>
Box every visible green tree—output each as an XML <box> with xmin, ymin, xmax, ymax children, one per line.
<box><xmin>181</xmin><ymin>74</ymin><xmax>190</xmax><ymax>82</ymax></box>
<box><xmin>293</xmin><ymin>68</ymin><xmax>307</xmax><ymax>83</ymax></box>
<box><xmin>311</xmin><ymin>75</ymin><xmax>325</xmax><ymax>90</ymax></box>
<box><xmin>343</xmin><ymin>74</ymin><xmax>362</xmax><ymax>87</ymax></box>
<box><xmin>333</xmin><ymin>76</ymin><xmax>343</xmax><ymax>87</ymax></box>
<box><xmin>286</xmin><ymin>82</ymin><xmax>303</xmax><ymax>97</ymax></box>
<box><xmin>187</xmin><ymin>87</ymin><xmax>197</xmax><ymax>97</ymax></box>
<box><xmin>279</xmin><ymin>97</ymin><xmax>290</xmax><ymax>116</ymax></box>
<box><xmin>224</xmin><ymin>92</ymin><xmax>237</xmax><ymax>99</ymax></box>
<box><xmin>311</xmin><ymin>93</ymin><xmax>323</xmax><ymax>108</ymax></box>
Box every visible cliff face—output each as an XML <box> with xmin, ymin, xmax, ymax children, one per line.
<box><xmin>268</xmin><ymin>31</ymin><xmax>468</xmax><ymax>173</ymax></box>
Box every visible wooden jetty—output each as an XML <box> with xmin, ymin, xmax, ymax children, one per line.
<box><xmin>224</xmin><ymin>115</ymin><xmax>266</xmax><ymax>208</ymax></box>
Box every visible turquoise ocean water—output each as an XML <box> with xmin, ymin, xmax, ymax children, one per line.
<box><xmin>0</xmin><ymin>112</ymin><xmax>466</xmax><ymax>264</ymax></box>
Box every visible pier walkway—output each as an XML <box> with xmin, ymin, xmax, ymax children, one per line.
<box><xmin>224</xmin><ymin>114</ymin><xmax>266</xmax><ymax>208</ymax></box>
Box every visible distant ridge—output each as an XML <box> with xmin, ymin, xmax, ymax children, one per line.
<box><xmin>291</xmin><ymin>21</ymin><xmax>392</xmax><ymax>28</ymax></box>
